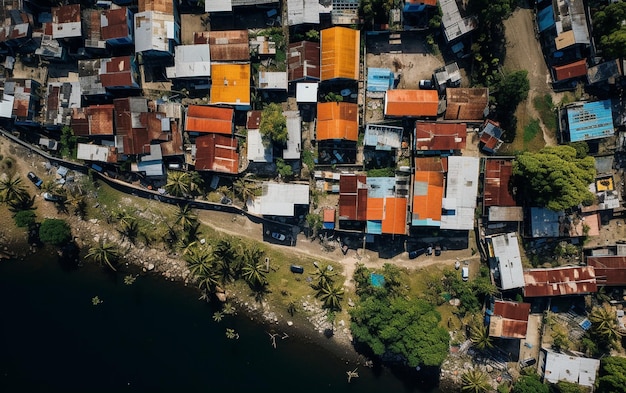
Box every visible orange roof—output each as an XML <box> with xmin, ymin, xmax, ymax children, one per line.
<box><xmin>323</xmin><ymin>208</ymin><xmax>335</xmax><ymax>222</ymax></box>
<box><xmin>320</xmin><ymin>27</ymin><xmax>360</xmax><ymax>81</ymax></box>
<box><xmin>195</xmin><ymin>133</ymin><xmax>239</xmax><ymax>174</ymax></box>
<box><xmin>383</xmin><ymin>198</ymin><xmax>407</xmax><ymax>235</ymax></box>
<box><xmin>185</xmin><ymin>105</ymin><xmax>233</xmax><ymax>134</ymax></box>
<box><xmin>407</xmin><ymin>0</ymin><xmax>437</xmax><ymax>6</ymax></box>
<box><xmin>385</xmin><ymin>90</ymin><xmax>438</xmax><ymax>117</ymax></box>
<box><xmin>553</xmin><ymin>59</ymin><xmax>587</xmax><ymax>81</ymax></box>
<box><xmin>316</xmin><ymin>102</ymin><xmax>358</xmax><ymax>141</ymax></box>
<box><xmin>415</xmin><ymin>122</ymin><xmax>467</xmax><ymax>151</ymax></box>
<box><xmin>412</xmin><ymin>171</ymin><xmax>444</xmax><ymax>222</ymax></box>
<box><xmin>366</xmin><ymin>198</ymin><xmax>384</xmax><ymax>221</ymax></box>
<box><xmin>210</xmin><ymin>63</ymin><xmax>250</xmax><ymax>106</ymax></box>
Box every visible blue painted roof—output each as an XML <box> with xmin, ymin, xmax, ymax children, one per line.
<box><xmin>367</xmin><ymin>68</ymin><xmax>394</xmax><ymax>92</ymax></box>
<box><xmin>404</xmin><ymin>3</ymin><xmax>427</xmax><ymax>12</ymax></box>
<box><xmin>323</xmin><ymin>222</ymin><xmax>335</xmax><ymax>229</ymax></box>
<box><xmin>537</xmin><ymin>6</ymin><xmax>555</xmax><ymax>33</ymax></box>
<box><xmin>567</xmin><ymin>100</ymin><xmax>614</xmax><ymax>142</ymax></box>
<box><xmin>366</xmin><ymin>220</ymin><xmax>382</xmax><ymax>234</ymax></box>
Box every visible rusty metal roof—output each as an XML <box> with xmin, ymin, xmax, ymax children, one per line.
<box><xmin>195</xmin><ymin>133</ymin><xmax>239</xmax><ymax>174</ymax></box>
<box><xmin>490</xmin><ymin>301</ymin><xmax>530</xmax><ymax>338</ymax></box>
<box><xmin>288</xmin><ymin>41</ymin><xmax>320</xmax><ymax>82</ymax></box>
<box><xmin>483</xmin><ymin>158</ymin><xmax>516</xmax><ymax>207</ymax></box>
<box><xmin>100</xmin><ymin>56</ymin><xmax>134</xmax><ymax>88</ymax></box>
<box><xmin>339</xmin><ymin>174</ymin><xmax>367</xmax><ymax>221</ymax></box>
<box><xmin>196</xmin><ymin>30</ymin><xmax>250</xmax><ymax>61</ymax></box>
<box><xmin>385</xmin><ymin>90</ymin><xmax>438</xmax><ymax>117</ymax></box>
<box><xmin>444</xmin><ymin>88</ymin><xmax>489</xmax><ymax>120</ymax></box>
<box><xmin>587</xmin><ymin>256</ymin><xmax>626</xmax><ymax>286</ymax></box>
<box><xmin>53</xmin><ymin>4</ymin><xmax>81</xmax><ymax>23</ymax></box>
<box><xmin>139</xmin><ymin>0</ymin><xmax>173</xmax><ymax>13</ymax></box>
<box><xmin>414</xmin><ymin>122</ymin><xmax>466</xmax><ymax>151</ymax></box>
<box><xmin>101</xmin><ymin>7</ymin><xmax>130</xmax><ymax>40</ymax></box>
<box><xmin>86</xmin><ymin>105</ymin><xmax>115</xmax><ymax>136</ymax></box>
<box><xmin>246</xmin><ymin>110</ymin><xmax>261</xmax><ymax>130</ymax></box>
<box><xmin>185</xmin><ymin>105</ymin><xmax>233</xmax><ymax>134</ymax></box>
<box><xmin>523</xmin><ymin>266</ymin><xmax>597</xmax><ymax>297</ymax></box>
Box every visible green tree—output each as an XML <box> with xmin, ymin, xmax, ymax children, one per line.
<box><xmin>306</xmin><ymin>213</ymin><xmax>323</xmax><ymax>238</ymax></box>
<box><xmin>589</xmin><ymin>303</ymin><xmax>623</xmax><ymax>350</ymax></box>
<box><xmin>461</xmin><ymin>369</ymin><xmax>491</xmax><ymax>393</ymax></box>
<box><xmin>317</xmin><ymin>282</ymin><xmax>345</xmax><ymax>311</ymax></box>
<box><xmin>39</xmin><ymin>218</ymin><xmax>72</xmax><ymax>245</ymax></box>
<box><xmin>275</xmin><ymin>158</ymin><xmax>293</xmax><ymax>180</ymax></box>
<box><xmin>593</xmin><ymin>2</ymin><xmax>626</xmax><ymax>59</ymax></box>
<box><xmin>117</xmin><ymin>218</ymin><xmax>140</xmax><ymax>245</ymax></box>
<box><xmin>470</xmin><ymin>323</ymin><xmax>493</xmax><ymax>351</ymax></box>
<box><xmin>233</xmin><ymin>177</ymin><xmax>259</xmax><ymax>205</ymax></box>
<box><xmin>494</xmin><ymin>70</ymin><xmax>530</xmax><ymax>113</ymax></box>
<box><xmin>239</xmin><ymin>245</ymin><xmax>267</xmax><ymax>289</ymax></box>
<box><xmin>165</xmin><ymin>170</ymin><xmax>191</xmax><ymax>197</ymax></box>
<box><xmin>312</xmin><ymin>264</ymin><xmax>337</xmax><ymax>291</ymax></box>
<box><xmin>597</xmin><ymin>356</ymin><xmax>626</xmax><ymax>393</ymax></box>
<box><xmin>174</xmin><ymin>204</ymin><xmax>197</xmax><ymax>231</ymax></box>
<box><xmin>512</xmin><ymin>374</ymin><xmax>549</xmax><ymax>393</ymax></box>
<box><xmin>184</xmin><ymin>245</ymin><xmax>220</xmax><ymax>293</ymax></box>
<box><xmin>66</xmin><ymin>189</ymin><xmax>87</xmax><ymax>219</ymax></box>
<box><xmin>259</xmin><ymin>103</ymin><xmax>287</xmax><ymax>145</ymax></box>
<box><xmin>553</xmin><ymin>380</ymin><xmax>585</xmax><ymax>393</ymax></box>
<box><xmin>350</xmin><ymin>297</ymin><xmax>450</xmax><ymax>367</ymax></box>
<box><xmin>550</xmin><ymin>323</ymin><xmax>571</xmax><ymax>352</ymax></box>
<box><xmin>85</xmin><ymin>241</ymin><xmax>120</xmax><ymax>272</ymax></box>
<box><xmin>213</xmin><ymin>239</ymin><xmax>241</xmax><ymax>283</ymax></box>
<box><xmin>60</xmin><ymin>126</ymin><xmax>78</xmax><ymax>158</ymax></box>
<box><xmin>513</xmin><ymin>146</ymin><xmax>596</xmax><ymax>211</ymax></box>
<box><xmin>13</xmin><ymin>210</ymin><xmax>36</xmax><ymax>228</ymax></box>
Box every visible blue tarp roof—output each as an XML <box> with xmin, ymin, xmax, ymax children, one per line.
<box><xmin>367</xmin><ymin>68</ymin><xmax>394</xmax><ymax>92</ymax></box>
<box><xmin>367</xmin><ymin>220</ymin><xmax>382</xmax><ymax>234</ymax></box>
<box><xmin>370</xmin><ymin>273</ymin><xmax>385</xmax><ymax>288</ymax></box>
<box><xmin>537</xmin><ymin>6</ymin><xmax>555</xmax><ymax>33</ymax></box>
<box><xmin>323</xmin><ymin>222</ymin><xmax>335</xmax><ymax>229</ymax></box>
<box><xmin>567</xmin><ymin>100</ymin><xmax>614</xmax><ymax>142</ymax></box>
<box><xmin>404</xmin><ymin>3</ymin><xmax>427</xmax><ymax>12</ymax></box>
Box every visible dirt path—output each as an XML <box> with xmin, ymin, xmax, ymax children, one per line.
<box><xmin>504</xmin><ymin>7</ymin><xmax>558</xmax><ymax>146</ymax></box>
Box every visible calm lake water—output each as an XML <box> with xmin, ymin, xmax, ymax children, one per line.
<box><xmin>0</xmin><ymin>248</ymin><xmax>442</xmax><ymax>393</ymax></box>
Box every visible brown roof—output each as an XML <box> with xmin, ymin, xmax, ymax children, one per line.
<box><xmin>139</xmin><ymin>0</ymin><xmax>173</xmax><ymax>13</ymax></box>
<box><xmin>553</xmin><ymin>59</ymin><xmax>587</xmax><ymax>82</ymax></box>
<box><xmin>195</xmin><ymin>133</ymin><xmax>239</xmax><ymax>174</ymax></box>
<box><xmin>101</xmin><ymin>7</ymin><xmax>130</xmax><ymax>40</ymax></box>
<box><xmin>489</xmin><ymin>301</ymin><xmax>531</xmax><ymax>339</ymax></box>
<box><xmin>587</xmin><ymin>256</ymin><xmax>626</xmax><ymax>286</ymax></box>
<box><xmin>414</xmin><ymin>156</ymin><xmax>445</xmax><ymax>172</ymax></box>
<box><xmin>100</xmin><ymin>56</ymin><xmax>134</xmax><ymax>88</ymax></box>
<box><xmin>444</xmin><ymin>88</ymin><xmax>489</xmax><ymax>120</ymax></box>
<box><xmin>195</xmin><ymin>30</ymin><xmax>249</xmax><ymax>61</ymax></box>
<box><xmin>185</xmin><ymin>105</ymin><xmax>234</xmax><ymax>134</ymax></box>
<box><xmin>338</xmin><ymin>174</ymin><xmax>367</xmax><ymax>221</ymax></box>
<box><xmin>86</xmin><ymin>105</ymin><xmax>115</xmax><ymax>136</ymax></box>
<box><xmin>483</xmin><ymin>158</ymin><xmax>516</xmax><ymax>207</ymax></box>
<box><xmin>385</xmin><ymin>90</ymin><xmax>438</xmax><ymax>117</ymax></box>
<box><xmin>246</xmin><ymin>110</ymin><xmax>262</xmax><ymax>130</ymax></box>
<box><xmin>159</xmin><ymin>120</ymin><xmax>184</xmax><ymax>156</ymax></box>
<box><xmin>53</xmin><ymin>4</ymin><xmax>81</xmax><ymax>23</ymax></box>
<box><xmin>523</xmin><ymin>267</ymin><xmax>597</xmax><ymax>297</ymax></box>
<box><xmin>71</xmin><ymin>108</ymin><xmax>90</xmax><ymax>136</ymax></box>
<box><xmin>323</xmin><ymin>208</ymin><xmax>335</xmax><ymax>223</ymax></box>
<box><xmin>288</xmin><ymin>41</ymin><xmax>320</xmax><ymax>82</ymax></box>
<box><xmin>414</xmin><ymin>122</ymin><xmax>466</xmax><ymax>151</ymax></box>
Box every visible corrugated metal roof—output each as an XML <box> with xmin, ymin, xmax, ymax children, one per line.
<box><xmin>288</xmin><ymin>41</ymin><xmax>320</xmax><ymax>82</ymax></box>
<box><xmin>553</xmin><ymin>0</ymin><xmax>589</xmax><ymax>48</ymax></box>
<box><xmin>323</xmin><ymin>208</ymin><xmax>335</xmax><ymax>222</ymax></box>
<box><xmin>210</xmin><ymin>63</ymin><xmax>250</xmax><ymax>106</ymax></box>
<box><xmin>490</xmin><ymin>232</ymin><xmax>525</xmax><ymax>290</ymax></box>
<box><xmin>316</xmin><ymin>102</ymin><xmax>358</xmax><ymax>141</ymax></box>
<box><xmin>205</xmin><ymin>0</ymin><xmax>232</xmax><ymax>13</ymax></box>
<box><xmin>367</xmin><ymin>68</ymin><xmax>394</xmax><ymax>92</ymax></box>
<box><xmin>587</xmin><ymin>256</ymin><xmax>626</xmax><ymax>286</ymax></box>
<box><xmin>139</xmin><ymin>0</ymin><xmax>173</xmax><ymax>13</ymax></box>
<box><xmin>248</xmin><ymin>182</ymin><xmax>310</xmax><ymax>216</ymax></box>
<box><xmin>523</xmin><ymin>266</ymin><xmax>597</xmax><ymax>297</ymax></box>
<box><xmin>197</xmin><ymin>30</ymin><xmax>249</xmax><ymax>61</ymax></box>
<box><xmin>246</xmin><ymin>110</ymin><xmax>262</xmax><ymax>130</ymax></box>
<box><xmin>441</xmin><ymin>0</ymin><xmax>477</xmax><ymax>42</ymax></box>
<box><xmin>530</xmin><ymin>207</ymin><xmax>564</xmax><ymax>238</ymax></box>
<box><xmin>283</xmin><ymin>110</ymin><xmax>302</xmax><ymax>160</ymax></box>
<box><xmin>320</xmin><ymin>27</ymin><xmax>359</xmax><ymax>81</ymax></box>
<box><xmin>52</xmin><ymin>4</ymin><xmax>81</xmax><ymax>39</ymax></box>
<box><xmin>381</xmin><ymin>197</ymin><xmax>407</xmax><ymax>235</ymax></box>
<box><xmin>185</xmin><ymin>105</ymin><xmax>234</xmax><ymax>134</ymax></box>
<box><xmin>566</xmin><ymin>100</ymin><xmax>614</xmax><ymax>142</ymax></box>
<box><xmin>167</xmin><ymin>44</ymin><xmax>211</xmax><ymax>79</ymax></box>
<box><xmin>100</xmin><ymin>56</ymin><xmax>135</xmax><ymax>88</ymax></box>
<box><xmin>489</xmin><ymin>300</ymin><xmax>530</xmax><ymax>338</ymax></box>
<box><xmin>440</xmin><ymin>156</ymin><xmax>479</xmax><ymax>230</ymax></box>
<box><xmin>444</xmin><ymin>88</ymin><xmax>488</xmax><ymax>120</ymax></box>
<box><xmin>415</xmin><ymin>122</ymin><xmax>466</xmax><ymax>151</ymax></box>
<box><xmin>412</xmin><ymin>170</ymin><xmax>443</xmax><ymax>226</ymax></box>
<box><xmin>247</xmin><ymin>129</ymin><xmax>272</xmax><ymax>162</ymax></box>
<box><xmin>483</xmin><ymin>158</ymin><xmax>516</xmax><ymax>207</ymax></box>
<box><xmin>488</xmin><ymin>206</ymin><xmax>524</xmax><ymax>222</ymax></box>
<box><xmin>101</xmin><ymin>7</ymin><xmax>131</xmax><ymax>40</ymax></box>
<box><xmin>288</xmin><ymin>0</ymin><xmax>321</xmax><ymax>25</ymax></box>
<box><xmin>258</xmin><ymin>71</ymin><xmax>288</xmax><ymax>90</ymax></box>
<box><xmin>542</xmin><ymin>350</ymin><xmax>599</xmax><ymax>387</ymax></box>
<box><xmin>195</xmin><ymin>133</ymin><xmax>239</xmax><ymax>174</ymax></box>
<box><xmin>364</xmin><ymin>124</ymin><xmax>403</xmax><ymax>150</ymax></box>
<box><xmin>384</xmin><ymin>89</ymin><xmax>438</xmax><ymax>117</ymax></box>
<box><xmin>339</xmin><ymin>174</ymin><xmax>367</xmax><ymax>220</ymax></box>
<box><xmin>553</xmin><ymin>59</ymin><xmax>587</xmax><ymax>81</ymax></box>
<box><xmin>86</xmin><ymin>105</ymin><xmax>115</xmax><ymax>135</ymax></box>
<box><xmin>587</xmin><ymin>59</ymin><xmax>621</xmax><ymax>85</ymax></box>
<box><xmin>414</xmin><ymin>156</ymin><xmax>444</xmax><ymax>172</ymax></box>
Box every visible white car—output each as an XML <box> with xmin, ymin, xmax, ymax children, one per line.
<box><xmin>462</xmin><ymin>266</ymin><xmax>469</xmax><ymax>281</ymax></box>
<box><xmin>42</xmin><ymin>192</ymin><xmax>61</xmax><ymax>202</ymax></box>
<box><xmin>271</xmin><ymin>232</ymin><xmax>286</xmax><ymax>241</ymax></box>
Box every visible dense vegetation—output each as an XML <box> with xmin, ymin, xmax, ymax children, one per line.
<box><xmin>597</xmin><ymin>356</ymin><xmax>626</xmax><ymax>393</ymax></box>
<box><xmin>592</xmin><ymin>1</ymin><xmax>626</xmax><ymax>59</ymax></box>
<box><xmin>512</xmin><ymin>145</ymin><xmax>596</xmax><ymax>210</ymax></box>
<box><xmin>259</xmin><ymin>103</ymin><xmax>288</xmax><ymax>145</ymax></box>
<box><xmin>39</xmin><ymin>218</ymin><xmax>72</xmax><ymax>246</ymax></box>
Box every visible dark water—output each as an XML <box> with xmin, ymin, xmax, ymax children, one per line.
<box><xmin>0</xmin><ymin>249</ymin><xmax>441</xmax><ymax>393</ymax></box>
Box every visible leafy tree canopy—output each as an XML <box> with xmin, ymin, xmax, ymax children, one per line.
<box><xmin>259</xmin><ymin>103</ymin><xmax>287</xmax><ymax>145</ymax></box>
<box><xmin>13</xmin><ymin>210</ymin><xmax>36</xmax><ymax>228</ymax></box>
<box><xmin>597</xmin><ymin>356</ymin><xmax>626</xmax><ymax>393</ymax></box>
<box><xmin>512</xmin><ymin>374</ymin><xmax>549</xmax><ymax>393</ymax></box>
<box><xmin>349</xmin><ymin>296</ymin><xmax>449</xmax><ymax>367</ymax></box>
<box><xmin>39</xmin><ymin>218</ymin><xmax>72</xmax><ymax>245</ymax></box>
<box><xmin>593</xmin><ymin>2</ymin><xmax>626</xmax><ymax>59</ymax></box>
<box><xmin>513</xmin><ymin>145</ymin><xmax>596</xmax><ymax>211</ymax></box>
<box><xmin>468</xmin><ymin>0</ymin><xmax>516</xmax><ymax>28</ymax></box>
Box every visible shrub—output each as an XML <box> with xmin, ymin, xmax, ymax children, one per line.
<box><xmin>14</xmin><ymin>210</ymin><xmax>36</xmax><ymax>228</ymax></box>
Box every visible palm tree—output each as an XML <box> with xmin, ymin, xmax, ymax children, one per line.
<box><xmin>174</xmin><ymin>204</ymin><xmax>197</xmax><ymax>231</ymax></box>
<box><xmin>188</xmin><ymin>171</ymin><xmax>204</xmax><ymax>197</ymax></box>
<box><xmin>165</xmin><ymin>170</ymin><xmax>191</xmax><ymax>197</ymax></box>
<box><xmin>8</xmin><ymin>192</ymin><xmax>35</xmax><ymax>213</ymax></box>
<box><xmin>461</xmin><ymin>369</ymin><xmax>490</xmax><ymax>393</ymax></box>
<box><xmin>184</xmin><ymin>245</ymin><xmax>219</xmax><ymax>292</ymax></box>
<box><xmin>317</xmin><ymin>282</ymin><xmax>344</xmax><ymax>311</ymax></box>
<box><xmin>86</xmin><ymin>241</ymin><xmax>119</xmax><ymax>272</ymax></box>
<box><xmin>242</xmin><ymin>260</ymin><xmax>268</xmax><ymax>289</ymax></box>
<box><xmin>0</xmin><ymin>175</ymin><xmax>29</xmax><ymax>205</ymax></box>
<box><xmin>233</xmin><ymin>177</ymin><xmax>259</xmax><ymax>205</ymax></box>
<box><xmin>118</xmin><ymin>219</ymin><xmax>140</xmax><ymax>245</ymax></box>
<box><xmin>469</xmin><ymin>323</ymin><xmax>493</xmax><ymax>351</ymax></box>
<box><xmin>312</xmin><ymin>264</ymin><xmax>337</xmax><ymax>290</ymax></box>
<box><xmin>589</xmin><ymin>303</ymin><xmax>623</xmax><ymax>346</ymax></box>
<box><xmin>66</xmin><ymin>190</ymin><xmax>87</xmax><ymax>219</ymax></box>
<box><xmin>213</xmin><ymin>239</ymin><xmax>240</xmax><ymax>283</ymax></box>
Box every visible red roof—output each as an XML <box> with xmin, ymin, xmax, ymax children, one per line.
<box><xmin>86</xmin><ymin>105</ymin><xmax>115</xmax><ymax>136</ymax></box>
<box><xmin>52</xmin><ymin>4</ymin><xmax>80</xmax><ymax>23</ymax></box>
<box><xmin>553</xmin><ymin>59</ymin><xmax>587</xmax><ymax>81</ymax></box>
<box><xmin>323</xmin><ymin>208</ymin><xmax>335</xmax><ymax>223</ymax></box>
<box><xmin>185</xmin><ymin>105</ymin><xmax>234</xmax><ymax>134</ymax></box>
<box><xmin>385</xmin><ymin>90</ymin><xmax>438</xmax><ymax>117</ymax></box>
<box><xmin>339</xmin><ymin>174</ymin><xmax>367</xmax><ymax>221</ymax></box>
<box><xmin>101</xmin><ymin>7</ymin><xmax>130</xmax><ymax>40</ymax></box>
<box><xmin>444</xmin><ymin>88</ymin><xmax>489</xmax><ymax>120</ymax></box>
<box><xmin>288</xmin><ymin>41</ymin><xmax>320</xmax><ymax>82</ymax></box>
<box><xmin>195</xmin><ymin>30</ymin><xmax>249</xmax><ymax>61</ymax></box>
<box><xmin>489</xmin><ymin>301</ymin><xmax>531</xmax><ymax>339</ymax></box>
<box><xmin>100</xmin><ymin>56</ymin><xmax>134</xmax><ymax>88</ymax></box>
<box><xmin>587</xmin><ymin>256</ymin><xmax>626</xmax><ymax>286</ymax></box>
<box><xmin>414</xmin><ymin>122</ymin><xmax>466</xmax><ymax>151</ymax></box>
<box><xmin>246</xmin><ymin>110</ymin><xmax>262</xmax><ymax>130</ymax></box>
<box><xmin>195</xmin><ymin>134</ymin><xmax>239</xmax><ymax>174</ymax></box>
<box><xmin>483</xmin><ymin>158</ymin><xmax>516</xmax><ymax>207</ymax></box>
<box><xmin>523</xmin><ymin>267</ymin><xmax>597</xmax><ymax>297</ymax></box>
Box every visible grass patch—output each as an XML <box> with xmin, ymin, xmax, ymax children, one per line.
<box><xmin>533</xmin><ymin>94</ymin><xmax>557</xmax><ymax>135</ymax></box>
<box><xmin>523</xmin><ymin>119</ymin><xmax>541</xmax><ymax>144</ymax></box>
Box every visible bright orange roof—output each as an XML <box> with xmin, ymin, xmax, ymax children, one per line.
<box><xmin>320</xmin><ymin>27</ymin><xmax>360</xmax><ymax>81</ymax></box>
<box><xmin>323</xmin><ymin>208</ymin><xmax>335</xmax><ymax>222</ymax></box>
<box><xmin>407</xmin><ymin>0</ymin><xmax>437</xmax><ymax>6</ymax></box>
<box><xmin>385</xmin><ymin>90</ymin><xmax>438</xmax><ymax>117</ymax></box>
<box><xmin>412</xmin><ymin>171</ymin><xmax>444</xmax><ymax>222</ymax></box>
<box><xmin>366</xmin><ymin>198</ymin><xmax>384</xmax><ymax>221</ymax></box>
<box><xmin>210</xmin><ymin>63</ymin><xmax>250</xmax><ymax>106</ymax></box>
<box><xmin>316</xmin><ymin>102</ymin><xmax>358</xmax><ymax>141</ymax></box>
<box><xmin>185</xmin><ymin>105</ymin><xmax>233</xmax><ymax>134</ymax></box>
<box><xmin>553</xmin><ymin>59</ymin><xmax>587</xmax><ymax>81</ymax></box>
<box><xmin>382</xmin><ymin>197</ymin><xmax>407</xmax><ymax>235</ymax></box>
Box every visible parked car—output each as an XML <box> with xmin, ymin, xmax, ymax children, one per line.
<box><xmin>27</xmin><ymin>172</ymin><xmax>43</xmax><ymax>188</ymax></box>
<box><xmin>271</xmin><ymin>232</ymin><xmax>286</xmax><ymax>241</ymax></box>
<box><xmin>290</xmin><ymin>265</ymin><xmax>304</xmax><ymax>274</ymax></box>
<box><xmin>434</xmin><ymin>244</ymin><xmax>442</xmax><ymax>256</ymax></box>
<box><xmin>519</xmin><ymin>357</ymin><xmax>536</xmax><ymax>368</ymax></box>
<box><xmin>42</xmin><ymin>192</ymin><xmax>61</xmax><ymax>202</ymax></box>
<box><xmin>462</xmin><ymin>266</ymin><xmax>469</xmax><ymax>281</ymax></box>
<box><xmin>419</xmin><ymin>79</ymin><xmax>434</xmax><ymax>89</ymax></box>
<box><xmin>408</xmin><ymin>248</ymin><xmax>425</xmax><ymax>259</ymax></box>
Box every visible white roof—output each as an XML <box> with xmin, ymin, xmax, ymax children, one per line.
<box><xmin>247</xmin><ymin>129</ymin><xmax>273</xmax><ymax>163</ymax></box>
<box><xmin>296</xmin><ymin>82</ymin><xmax>318</xmax><ymax>103</ymax></box>
<box><xmin>134</xmin><ymin>11</ymin><xmax>175</xmax><ymax>54</ymax></box>
<box><xmin>0</xmin><ymin>93</ymin><xmax>14</xmax><ymax>118</ymax></box>
<box><xmin>52</xmin><ymin>21</ymin><xmax>81</xmax><ymax>39</ymax></box>
<box><xmin>283</xmin><ymin>111</ymin><xmax>302</xmax><ymax>160</ymax></box>
<box><xmin>166</xmin><ymin>44</ymin><xmax>211</xmax><ymax>79</ymax></box>
<box><xmin>248</xmin><ymin>182</ymin><xmax>309</xmax><ymax>216</ymax></box>
<box><xmin>205</xmin><ymin>0</ymin><xmax>233</xmax><ymax>12</ymax></box>
<box><xmin>258</xmin><ymin>71</ymin><xmax>288</xmax><ymax>90</ymax></box>
<box><xmin>77</xmin><ymin>143</ymin><xmax>110</xmax><ymax>162</ymax></box>
<box><xmin>491</xmin><ymin>232</ymin><xmax>525</xmax><ymax>290</ymax></box>
<box><xmin>288</xmin><ymin>0</ymin><xmax>321</xmax><ymax>25</ymax></box>
<box><xmin>440</xmin><ymin>156</ymin><xmax>479</xmax><ymax>230</ymax></box>
<box><xmin>543</xmin><ymin>350</ymin><xmax>599</xmax><ymax>387</ymax></box>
